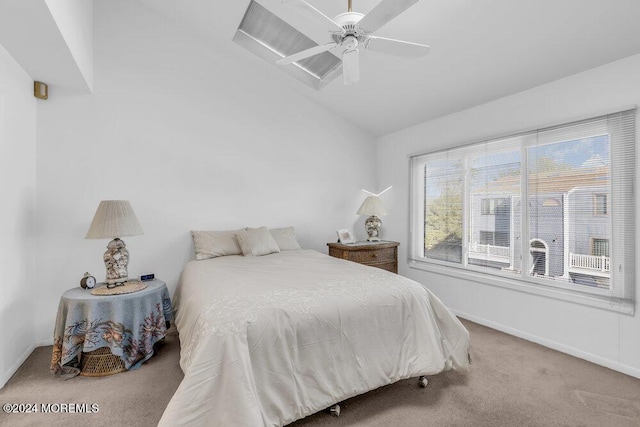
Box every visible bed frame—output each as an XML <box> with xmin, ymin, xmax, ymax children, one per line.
<box><xmin>327</xmin><ymin>375</ymin><xmax>429</xmax><ymax>416</ymax></box>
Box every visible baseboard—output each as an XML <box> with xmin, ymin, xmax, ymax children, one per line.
<box><xmin>0</xmin><ymin>343</ymin><xmax>36</xmax><ymax>389</ymax></box>
<box><xmin>35</xmin><ymin>337</ymin><xmax>53</xmax><ymax>347</ymax></box>
<box><xmin>453</xmin><ymin>309</ymin><xmax>640</xmax><ymax>380</ymax></box>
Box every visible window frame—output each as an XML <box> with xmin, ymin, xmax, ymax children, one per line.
<box><xmin>408</xmin><ymin>109</ymin><xmax>635</xmax><ymax>314</ymax></box>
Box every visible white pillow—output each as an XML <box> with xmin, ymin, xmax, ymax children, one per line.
<box><xmin>269</xmin><ymin>227</ymin><xmax>302</xmax><ymax>251</ymax></box>
<box><xmin>236</xmin><ymin>227</ymin><xmax>281</xmax><ymax>256</ymax></box>
<box><xmin>191</xmin><ymin>230</ymin><xmax>243</xmax><ymax>260</ymax></box>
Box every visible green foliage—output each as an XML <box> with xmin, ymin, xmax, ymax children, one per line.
<box><xmin>424</xmin><ymin>185</ymin><xmax>463</xmax><ymax>250</ymax></box>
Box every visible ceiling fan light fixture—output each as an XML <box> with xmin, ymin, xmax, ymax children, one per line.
<box><xmin>342</xmin><ymin>35</ymin><xmax>358</xmax><ymax>51</ymax></box>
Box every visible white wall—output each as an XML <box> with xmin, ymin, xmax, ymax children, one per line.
<box><xmin>0</xmin><ymin>0</ymin><xmax>93</xmax><ymax>94</ymax></box>
<box><xmin>376</xmin><ymin>53</ymin><xmax>640</xmax><ymax>378</ymax></box>
<box><xmin>33</xmin><ymin>0</ymin><xmax>376</xmax><ymax>343</ymax></box>
<box><xmin>45</xmin><ymin>0</ymin><xmax>94</xmax><ymax>90</ymax></box>
<box><xmin>0</xmin><ymin>43</ymin><xmax>38</xmax><ymax>388</ymax></box>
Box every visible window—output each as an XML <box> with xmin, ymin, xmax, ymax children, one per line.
<box><xmin>409</xmin><ymin>109</ymin><xmax>635</xmax><ymax>311</ymax></box>
<box><xmin>481</xmin><ymin>198</ymin><xmax>507</xmax><ymax>215</ymax></box>
<box><xmin>592</xmin><ymin>238</ymin><xmax>610</xmax><ymax>257</ymax></box>
<box><xmin>479</xmin><ymin>231</ymin><xmax>510</xmax><ymax>246</ymax></box>
<box><xmin>422</xmin><ymin>156</ymin><xmax>463</xmax><ymax>263</ymax></box>
<box><xmin>594</xmin><ymin>194</ymin><xmax>608</xmax><ymax>215</ymax></box>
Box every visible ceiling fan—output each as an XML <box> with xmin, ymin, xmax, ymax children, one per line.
<box><xmin>276</xmin><ymin>0</ymin><xmax>429</xmax><ymax>85</ymax></box>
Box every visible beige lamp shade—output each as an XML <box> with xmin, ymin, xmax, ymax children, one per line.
<box><xmin>356</xmin><ymin>196</ymin><xmax>388</xmax><ymax>217</ymax></box>
<box><xmin>85</xmin><ymin>200</ymin><xmax>144</xmax><ymax>239</ymax></box>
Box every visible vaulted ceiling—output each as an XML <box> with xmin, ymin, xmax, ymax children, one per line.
<box><xmin>138</xmin><ymin>0</ymin><xmax>640</xmax><ymax>136</ymax></box>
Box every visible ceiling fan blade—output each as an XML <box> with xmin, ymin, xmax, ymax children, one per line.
<box><xmin>365</xmin><ymin>36</ymin><xmax>430</xmax><ymax>58</ymax></box>
<box><xmin>277</xmin><ymin>42</ymin><xmax>338</xmax><ymax>65</ymax></box>
<box><xmin>282</xmin><ymin>0</ymin><xmax>345</xmax><ymax>34</ymax></box>
<box><xmin>357</xmin><ymin>0</ymin><xmax>421</xmax><ymax>34</ymax></box>
<box><xmin>342</xmin><ymin>49</ymin><xmax>359</xmax><ymax>85</ymax></box>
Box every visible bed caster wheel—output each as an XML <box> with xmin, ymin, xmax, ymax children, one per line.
<box><xmin>418</xmin><ymin>376</ymin><xmax>428</xmax><ymax>388</ymax></box>
<box><xmin>328</xmin><ymin>403</ymin><xmax>340</xmax><ymax>417</ymax></box>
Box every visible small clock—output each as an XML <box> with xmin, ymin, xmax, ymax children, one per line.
<box><xmin>80</xmin><ymin>272</ymin><xmax>97</xmax><ymax>289</ymax></box>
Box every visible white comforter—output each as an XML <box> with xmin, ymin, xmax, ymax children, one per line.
<box><xmin>159</xmin><ymin>250</ymin><xmax>469</xmax><ymax>426</ymax></box>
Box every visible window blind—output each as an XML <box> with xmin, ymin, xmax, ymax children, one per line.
<box><xmin>410</xmin><ymin>108</ymin><xmax>636</xmax><ymax>307</ymax></box>
<box><xmin>467</xmin><ymin>137</ymin><xmax>523</xmax><ymax>272</ymax></box>
<box><xmin>420</xmin><ymin>152</ymin><xmax>464</xmax><ymax>263</ymax></box>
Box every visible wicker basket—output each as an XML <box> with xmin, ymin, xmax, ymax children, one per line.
<box><xmin>80</xmin><ymin>347</ymin><xmax>126</xmax><ymax>377</ymax></box>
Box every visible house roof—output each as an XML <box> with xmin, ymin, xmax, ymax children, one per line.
<box><xmin>475</xmin><ymin>167</ymin><xmax>610</xmax><ymax>195</ymax></box>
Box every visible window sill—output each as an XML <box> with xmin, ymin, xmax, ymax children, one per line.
<box><xmin>408</xmin><ymin>259</ymin><xmax>634</xmax><ymax>315</ymax></box>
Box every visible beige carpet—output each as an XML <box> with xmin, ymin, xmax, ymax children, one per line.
<box><xmin>1</xmin><ymin>320</ymin><xmax>640</xmax><ymax>426</ymax></box>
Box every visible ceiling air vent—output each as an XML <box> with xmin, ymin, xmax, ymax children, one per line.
<box><xmin>233</xmin><ymin>1</ymin><xmax>342</xmax><ymax>90</ymax></box>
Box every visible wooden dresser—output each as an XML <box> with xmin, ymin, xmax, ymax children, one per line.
<box><xmin>327</xmin><ymin>241</ymin><xmax>399</xmax><ymax>273</ymax></box>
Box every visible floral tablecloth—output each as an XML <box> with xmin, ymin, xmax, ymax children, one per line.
<box><xmin>51</xmin><ymin>280</ymin><xmax>173</xmax><ymax>376</ymax></box>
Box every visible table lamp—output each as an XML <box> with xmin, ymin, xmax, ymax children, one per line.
<box><xmin>357</xmin><ymin>188</ymin><xmax>389</xmax><ymax>242</ymax></box>
<box><xmin>85</xmin><ymin>200</ymin><xmax>143</xmax><ymax>285</ymax></box>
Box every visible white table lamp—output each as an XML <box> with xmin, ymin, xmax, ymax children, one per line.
<box><xmin>85</xmin><ymin>200</ymin><xmax>143</xmax><ymax>285</ymax></box>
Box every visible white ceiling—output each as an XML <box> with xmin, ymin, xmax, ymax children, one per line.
<box><xmin>136</xmin><ymin>0</ymin><xmax>640</xmax><ymax>136</ymax></box>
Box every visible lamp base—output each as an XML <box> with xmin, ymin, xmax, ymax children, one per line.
<box><xmin>104</xmin><ymin>277</ymin><xmax>130</xmax><ymax>285</ymax></box>
<box><xmin>365</xmin><ymin>215</ymin><xmax>382</xmax><ymax>241</ymax></box>
<box><xmin>103</xmin><ymin>238</ymin><xmax>130</xmax><ymax>284</ymax></box>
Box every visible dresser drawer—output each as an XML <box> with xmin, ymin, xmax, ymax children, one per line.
<box><xmin>372</xmin><ymin>261</ymin><xmax>397</xmax><ymax>273</ymax></box>
<box><xmin>346</xmin><ymin>247</ymin><xmax>396</xmax><ymax>264</ymax></box>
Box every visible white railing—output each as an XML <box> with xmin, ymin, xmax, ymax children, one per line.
<box><xmin>469</xmin><ymin>243</ymin><xmax>510</xmax><ymax>258</ymax></box>
<box><xmin>569</xmin><ymin>253</ymin><xmax>610</xmax><ymax>272</ymax></box>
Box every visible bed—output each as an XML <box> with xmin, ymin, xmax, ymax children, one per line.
<box><xmin>159</xmin><ymin>231</ymin><xmax>469</xmax><ymax>426</ymax></box>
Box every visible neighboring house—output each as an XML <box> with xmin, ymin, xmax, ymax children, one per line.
<box><xmin>468</xmin><ymin>168</ymin><xmax>610</xmax><ymax>288</ymax></box>
<box><xmin>565</xmin><ymin>186</ymin><xmax>611</xmax><ymax>287</ymax></box>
